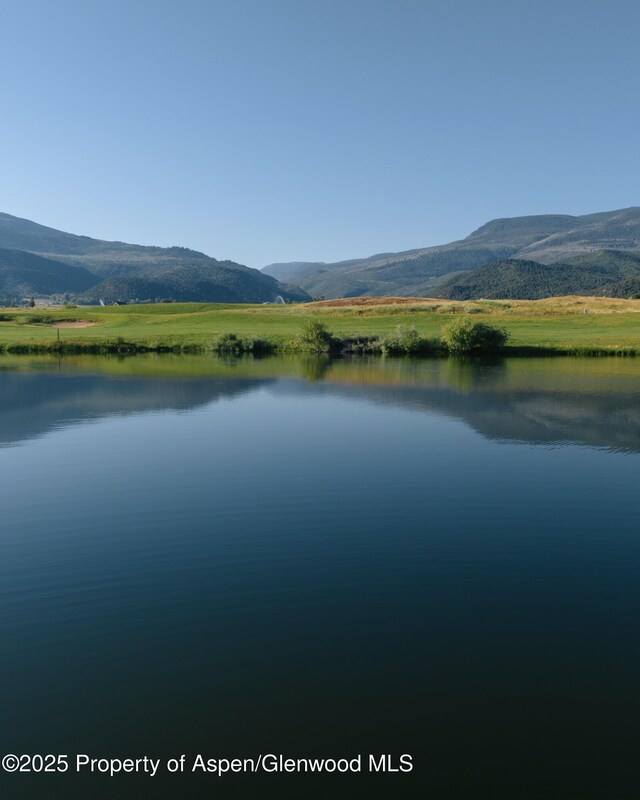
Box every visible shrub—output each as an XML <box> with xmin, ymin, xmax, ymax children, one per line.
<box><xmin>241</xmin><ymin>337</ymin><xmax>274</xmax><ymax>354</ymax></box>
<box><xmin>216</xmin><ymin>332</ymin><xmax>241</xmax><ymax>352</ymax></box>
<box><xmin>380</xmin><ymin>325</ymin><xmax>422</xmax><ymax>354</ymax></box>
<box><xmin>299</xmin><ymin>320</ymin><xmax>335</xmax><ymax>353</ymax></box>
<box><xmin>214</xmin><ymin>333</ymin><xmax>275</xmax><ymax>354</ymax></box>
<box><xmin>379</xmin><ymin>325</ymin><xmax>439</xmax><ymax>355</ymax></box>
<box><xmin>441</xmin><ymin>319</ymin><xmax>509</xmax><ymax>354</ymax></box>
<box><xmin>339</xmin><ymin>335</ymin><xmax>381</xmax><ymax>354</ymax></box>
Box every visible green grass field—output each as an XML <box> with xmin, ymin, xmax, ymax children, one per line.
<box><xmin>0</xmin><ymin>296</ymin><xmax>639</xmax><ymax>354</ymax></box>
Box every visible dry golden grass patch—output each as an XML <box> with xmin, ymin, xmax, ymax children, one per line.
<box><xmin>309</xmin><ymin>295</ymin><xmax>640</xmax><ymax>317</ymax></box>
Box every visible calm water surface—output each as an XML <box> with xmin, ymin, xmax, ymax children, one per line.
<box><xmin>1</xmin><ymin>355</ymin><xmax>639</xmax><ymax>799</ymax></box>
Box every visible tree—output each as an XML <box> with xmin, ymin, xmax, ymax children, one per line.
<box><xmin>299</xmin><ymin>320</ymin><xmax>335</xmax><ymax>353</ymax></box>
<box><xmin>380</xmin><ymin>325</ymin><xmax>423</xmax><ymax>355</ymax></box>
<box><xmin>441</xmin><ymin>318</ymin><xmax>508</xmax><ymax>354</ymax></box>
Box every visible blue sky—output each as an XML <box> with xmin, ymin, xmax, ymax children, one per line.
<box><xmin>1</xmin><ymin>0</ymin><xmax>639</xmax><ymax>267</ymax></box>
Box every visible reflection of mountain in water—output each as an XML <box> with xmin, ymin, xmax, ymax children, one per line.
<box><xmin>272</xmin><ymin>379</ymin><xmax>640</xmax><ymax>453</ymax></box>
<box><xmin>0</xmin><ymin>371</ymin><xmax>273</xmax><ymax>448</ymax></box>
<box><xmin>1</xmin><ymin>360</ymin><xmax>639</xmax><ymax>453</ymax></box>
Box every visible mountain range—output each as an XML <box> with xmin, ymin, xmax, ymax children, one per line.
<box><xmin>0</xmin><ymin>212</ymin><xmax>310</xmax><ymax>304</ymax></box>
<box><xmin>262</xmin><ymin>207</ymin><xmax>640</xmax><ymax>299</ymax></box>
<box><xmin>3</xmin><ymin>207</ymin><xmax>640</xmax><ymax>304</ymax></box>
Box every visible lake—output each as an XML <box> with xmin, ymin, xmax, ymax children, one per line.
<box><xmin>1</xmin><ymin>354</ymin><xmax>640</xmax><ymax>799</ymax></box>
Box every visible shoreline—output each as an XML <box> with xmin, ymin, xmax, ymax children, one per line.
<box><xmin>1</xmin><ymin>297</ymin><xmax>639</xmax><ymax>357</ymax></box>
<box><xmin>0</xmin><ymin>340</ymin><xmax>638</xmax><ymax>357</ymax></box>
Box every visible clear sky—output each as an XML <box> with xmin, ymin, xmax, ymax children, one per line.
<box><xmin>1</xmin><ymin>0</ymin><xmax>639</xmax><ymax>267</ymax></box>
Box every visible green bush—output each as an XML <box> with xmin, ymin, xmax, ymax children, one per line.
<box><xmin>216</xmin><ymin>332</ymin><xmax>241</xmax><ymax>352</ymax></box>
<box><xmin>379</xmin><ymin>325</ymin><xmax>439</xmax><ymax>355</ymax></box>
<box><xmin>380</xmin><ymin>325</ymin><xmax>422</xmax><ymax>354</ymax></box>
<box><xmin>339</xmin><ymin>335</ymin><xmax>381</xmax><ymax>354</ymax></box>
<box><xmin>241</xmin><ymin>337</ymin><xmax>274</xmax><ymax>354</ymax></box>
<box><xmin>441</xmin><ymin>319</ymin><xmax>509</xmax><ymax>354</ymax></box>
<box><xmin>215</xmin><ymin>332</ymin><xmax>275</xmax><ymax>354</ymax></box>
<box><xmin>299</xmin><ymin>320</ymin><xmax>335</xmax><ymax>353</ymax></box>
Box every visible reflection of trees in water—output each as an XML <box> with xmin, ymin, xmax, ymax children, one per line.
<box><xmin>299</xmin><ymin>356</ymin><xmax>332</xmax><ymax>383</ymax></box>
<box><xmin>1</xmin><ymin>358</ymin><xmax>639</xmax><ymax>453</ymax></box>
<box><xmin>275</xmin><ymin>358</ymin><xmax>640</xmax><ymax>453</ymax></box>
<box><xmin>440</xmin><ymin>356</ymin><xmax>509</xmax><ymax>393</ymax></box>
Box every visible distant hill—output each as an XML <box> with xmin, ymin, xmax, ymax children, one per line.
<box><xmin>0</xmin><ymin>212</ymin><xmax>310</xmax><ymax>303</ymax></box>
<box><xmin>0</xmin><ymin>247</ymin><xmax>98</xmax><ymax>299</ymax></box>
<box><xmin>81</xmin><ymin>262</ymin><xmax>310</xmax><ymax>304</ymax></box>
<box><xmin>262</xmin><ymin>207</ymin><xmax>640</xmax><ymax>298</ymax></box>
<box><xmin>261</xmin><ymin>261</ymin><xmax>334</xmax><ymax>281</ymax></box>
<box><xmin>263</xmin><ymin>245</ymin><xmax>515</xmax><ymax>298</ymax></box>
<box><xmin>0</xmin><ymin>212</ymin><xmax>214</xmax><ymax>277</ymax></box>
<box><xmin>5</xmin><ymin>207</ymin><xmax>640</xmax><ymax>303</ymax></box>
<box><xmin>437</xmin><ymin>250</ymin><xmax>640</xmax><ymax>300</ymax></box>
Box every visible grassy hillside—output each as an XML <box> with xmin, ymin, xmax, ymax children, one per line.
<box><xmin>1</xmin><ymin>296</ymin><xmax>639</xmax><ymax>355</ymax></box>
<box><xmin>516</xmin><ymin>207</ymin><xmax>640</xmax><ymax>263</ymax></box>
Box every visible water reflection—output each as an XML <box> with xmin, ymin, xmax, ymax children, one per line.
<box><xmin>2</xmin><ymin>353</ymin><xmax>640</xmax><ymax>800</ymax></box>
<box><xmin>1</xmin><ymin>354</ymin><xmax>639</xmax><ymax>452</ymax></box>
